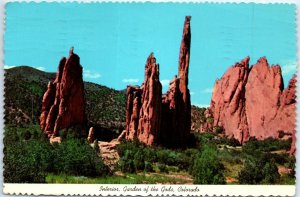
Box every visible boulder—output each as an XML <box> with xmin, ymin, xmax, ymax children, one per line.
<box><xmin>87</xmin><ymin>127</ymin><xmax>95</xmax><ymax>144</ymax></box>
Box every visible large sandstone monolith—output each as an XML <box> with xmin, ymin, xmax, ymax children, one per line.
<box><xmin>160</xmin><ymin>16</ymin><xmax>191</xmax><ymax>147</ymax></box>
<box><xmin>40</xmin><ymin>48</ymin><xmax>86</xmax><ymax>137</ymax></box>
<box><xmin>245</xmin><ymin>57</ymin><xmax>284</xmax><ymax>140</ymax></box>
<box><xmin>123</xmin><ymin>54</ymin><xmax>162</xmax><ymax>145</ymax></box>
<box><xmin>137</xmin><ymin>54</ymin><xmax>162</xmax><ymax>145</ymax></box>
<box><xmin>210</xmin><ymin>57</ymin><xmax>250</xmax><ymax>144</ymax></box>
<box><xmin>210</xmin><ymin>57</ymin><xmax>296</xmax><ymax>145</ymax></box>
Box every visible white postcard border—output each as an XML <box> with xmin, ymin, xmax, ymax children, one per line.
<box><xmin>0</xmin><ymin>0</ymin><xmax>299</xmax><ymax>196</ymax></box>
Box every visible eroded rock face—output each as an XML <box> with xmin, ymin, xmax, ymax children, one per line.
<box><xmin>210</xmin><ymin>57</ymin><xmax>296</xmax><ymax>145</ymax></box>
<box><xmin>123</xmin><ymin>54</ymin><xmax>162</xmax><ymax>145</ymax></box>
<box><xmin>137</xmin><ymin>54</ymin><xmax>162</xmax><ymax>145</ymax></box>
<box><xmin>122</xmin><ymin>16</ymin><xmax>192</xmax><ymax>147</ymax></box>
<box><xmin>124</xmin><ymin>85</ymin><xmax>142</xmax><ymax>140</ymax></box>
<box><xmin>210</xmin><ymin>57</ymin><xmax>250</xmax><ymax>144</ymax></box>
<box><xmin>245</xmin><ymin>57</ymin><xmax>284</xmax><ymax>140</ymax></box>
<box><xmin>40</xmin><ymin>49</ymin><xmax>86</xmax><ymax>137</ymax></box>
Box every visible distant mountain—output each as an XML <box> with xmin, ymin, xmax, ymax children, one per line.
<box><xmin>4</xmin><ymin>66</ymin><xmax>126</xmax><ymax>130</ymax></box>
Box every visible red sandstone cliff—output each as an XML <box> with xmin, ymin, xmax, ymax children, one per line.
<box><xmin>210</xmin><ymin>57</ymin><xmax>250</xmax><ymax>143</ymax></box>
<box><xmin>210</xmin><ymin>57</ymin><xmax>296</xmax><ymax>145</ymax></box>
<box><xmin>40</xmin><ymin>49</ymin><xmax>86</xmax><ymax>137</ymax></box>
<box><xmin>245</xmin><ymin>57</ymin><xmax>284</xmax><ymax>140</ymax></box>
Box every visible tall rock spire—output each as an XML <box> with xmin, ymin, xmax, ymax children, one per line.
<box><xmin>123</xmin><ymin>53</ymin><xmax>162</xmax><ymax>145</ymax></box>
<box><xmin>40</xmin><ymin>49</ymin><xmax>86</xmax><ymax>138</ymax></box>
<box><xmin>160</xmin><ymin>16</ymin><xmax>192</xmax><ymax>147</ymax></box>
<box><xmin>178</xmin><ymin>16</ymin><xmax>191</xmax><ymax>95</ymax></box>
<box><xmin>121</xmin><ymin>16</ymin><xmax>192</xmax><ymax>147</ymax></box>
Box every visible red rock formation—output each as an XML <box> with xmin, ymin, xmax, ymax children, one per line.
<box><xmin>160</xmin><ymin>16</ymin><xmax>192</xmax><ymax>147</ymax></box>
<box><xmin>245</xmin><ymin>57</ymin><xmax>284</xmax><ymax>140</ymax></box>
<box><xmin>137</xmin><ymin>54</ymin><xmax>162</xmax><ymax>145</ymax></box>
<box><xmin>124</xmin><ymin>85</ymin><xmax>142</xmax><ymax>140</ymax></box>
<box><xmin>123</xmin><ymin>54</ymin><xmax>162</xmax><ymax>145</ymax></box>
<box><xmin>210</xmin><ymin>57</ymin><xmax>296</xmax><ymax>145</ymax></box>
<box><xmin>210</xmin><ymin>57</ymin><xmax>250</xmax><ymax>144</ymax></box>
<box><xmin>40</xmin><ymin>49</ymin><xmax>86</xmax><ymax>137</ymax></box>
<box><xmin>121</xmin><ymin>16</ymin><xmax>192</xmax><ymax>147</ymax></box>
<box><xmin>87</xmin><ymin>127</ymin><xmax>95</xmax><ymax>144</ymax></box>
<box><xmin>40</xmin><ymin>82</ymin><xmax>56</xmax><ymax>131</ymax></box>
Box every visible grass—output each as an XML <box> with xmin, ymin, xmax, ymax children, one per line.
<box><xmin>46</xmin><ymin>172</ymin><xmax>192</xmax><ymax>184</ymax></box>
<box><xmin>222</xmin><ymin>161</ymin><xmax>243</xmax><ymax>184</ymax></box>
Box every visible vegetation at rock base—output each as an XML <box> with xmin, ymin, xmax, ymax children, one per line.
<box><xmin>191</xmin><ymin>145</ymin><xmax>225</xmax><ymax>184</ymax></box>
<box><xmin>4</xmin><ymin>123</ymin><xmax>295</xmax><ymax>184</ymax></box>
<box><xmin>4</xmin><ymin>125</ymin><xmax>109</xmax><ymax>183</ymax></box>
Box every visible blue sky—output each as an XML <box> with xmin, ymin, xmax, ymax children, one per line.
<box><xmin>4</xmin><ymin>3</ymin><xmax>296</xmax><ymax>107</ymax></box>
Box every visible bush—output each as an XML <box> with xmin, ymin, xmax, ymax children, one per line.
<box><xmin>143</xmin><ymin>147</ymin><xmax>157</xmax><ymax>162</ymax></box>
<box><xmin>192</xmin><ymin>145</ymin><xmax>225</xmax><ymax>184</ymax></box>
<box><xmin>4</xmin><ymin>125</ymin><xmax>109</xmax><ymax>182</ymax></box>
<box><xmin>214</xmin><ymin>126</ymin><xmax>224</xmax><ymax>134</ymax></box>
<box><xmin>119</xmin><ymin>150</ymin><xmax>135</xmax><ymax>173</ymax></box>
<box><xmin>262</xmin><ymin>159</ymin><xmax>280</xmax><ymax>183</ymax></box>
<box><xmin>52</xmin><ymin>138</ymin><xmax>109</xmax><ymax>177</ymax></box>
<box><xmin>4</xmin><ymin>140</ymin><xmax>52</xmax><ymax>183</ymax></box>
<box><xmin>158</xmin><ymin>163</ymin><xmax>169</xmax><ymax>173</ymax></box>
<box><xmin>238</xmin><ymin>154</ymin><xmax>280</xmax><ymax>184</ymax></box>
<box><xmin>144</xmin><ymin>161</ymin><xmax>154</xmax><ymax>172</ymax></box>
<box><xmin>134</xmin><ymin>150</ymin><xmax>145</xmax><ymax>171</ymax></box>
<box><xmin>243</xmin><ymin>138</ymin><xmax>291</xmax><ymax>154</ymax></box>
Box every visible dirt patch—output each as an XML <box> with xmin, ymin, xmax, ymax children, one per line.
<box><xmin>226</xmin><ymin>176</ymin><xmax>238</xmax><ymax>184</ymax></box>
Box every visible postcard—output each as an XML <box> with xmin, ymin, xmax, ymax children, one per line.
<box><xmin>2</xmin><ymin>1</ymin><xmax>297</xmax><ymax>196</ymax></box>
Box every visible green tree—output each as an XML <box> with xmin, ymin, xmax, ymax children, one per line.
<box><xmin>238</xmin><ymin>155</ymin><xmax>280</xmax><ymax>184</ymax></box>
<box><xmin>192</xmin><ymin>145</ymin><xmax>225</xmax><ymax>184</ymax></box>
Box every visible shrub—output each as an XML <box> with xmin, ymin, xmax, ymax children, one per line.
<box><xmin>238</xmin><ymin>154</ymin><xmax>280</xmax><ymax>184</ymax></box>
<box><xmin>51</xmin><ymin>138</ymin><xmax>108</xmax><ymax>177</ymax></box>
<box><xmin>158</xmin><ymin>163</ymin><xmax>169</xmax><ymax>173</ymax></box>
<box><xmin>144</xmin><ymin>161</ymin><xmax>154</xmax><ymax>172</ymax></box>
<box><xmin>192</xmin><ymin>145</ymin><xmax>225</xmax><ymax>184</ymax></box>
<box><xmin>262</xmin><ymin>159</ymin><xmax>280</xmax><ymax>184</ymax></box>
<box><xmin>143</xmin><ymin>147</ymin><xmax>157</xmax><ymax>162</ymax></box>
<box><xmin>134</xmin><ymin>150</ymin><xmax>145</xmax><ymax>171</ymax></box>
<box><xmin>243</xmin><ymin>138</ymin><xmax>291</xmax><ymax>154</ymax></box>
<box><xmin>214</xmin><ymin>126</ymin><xmax>224</xmax><ymax>134</ymax></box>
<box><xmin>4</xmin><ymin>140</ymin><xmax>52</xmax><ymax>183</ymax></box>
<box><xmin>22</xmin><ymin>130</ymin><xmax>32</xmax><ymax>140</ymax></box>
<box><xmin>117</xmin><ymin>140</ymin><xmax>141</xmax><ymax>157</ymax></box>
<box><xmin>119</xmin><ymin>150</ymin><xmax>135</xmax><ymax>173</ymax></box>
